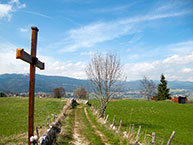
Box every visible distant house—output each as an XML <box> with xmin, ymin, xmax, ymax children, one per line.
<box><xmin>172</xmin><ymin>96</ymin><xmax>187</xmax><ymax>104</ymax></box>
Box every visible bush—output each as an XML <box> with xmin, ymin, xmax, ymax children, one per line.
<box><xmin>50</xmin><ymin>87</ymin><xmax>66</xmax><ymax>98</ymax></box>
<box><xmin>0</xmin><ymin>92</ymin><xmax>7</xmax><ymax>97</ymax></box>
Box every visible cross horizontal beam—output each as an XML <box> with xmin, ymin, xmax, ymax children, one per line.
<box><xmin>16</xmin><ymin>48</ymin><xmax>44</xmax><ymax>70</ymax></box>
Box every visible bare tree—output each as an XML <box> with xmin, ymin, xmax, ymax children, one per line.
<box><xmin>73</xmin><ymin>86</ymin><xmax>89</xmax><ymax>99</ymax></box>
<box><xmin>86</xmin><ymin>53</ymin><xmax>125</xmax><ymax>118</ymax></box>
<box><xmin>140</xmin><ymin>76</ymin><xmax>156</xmax><ymax>100</ymax></box>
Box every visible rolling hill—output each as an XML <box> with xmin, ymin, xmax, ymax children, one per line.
<box><xmin>0</xmin><ymin>73</ymin><xmax>193</xmax><ymax>93</ymax></box>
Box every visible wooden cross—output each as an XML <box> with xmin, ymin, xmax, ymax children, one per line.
<box><xmin>16</xmin><ymin>26</ymin><xmax>45</xmax><ymax>145</ymax></box>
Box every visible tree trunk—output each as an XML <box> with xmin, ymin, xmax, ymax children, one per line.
<box><xmin>99</xmin><ymin>101</ymin><xmax>108</xmax><ymax>118</ymax></box>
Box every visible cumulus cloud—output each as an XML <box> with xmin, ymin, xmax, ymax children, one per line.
<box><xmin>182</xmin><ymin>68</ymin><xmax>193</xmax><ymax>73</ymax></box>
<box><xmin>124</xmin><ymin>50</ymin><xmax>193</xmax><ymax>81</ymax></box>
<box><xmin>0</xmin><ymin>41</ymin><xmax>87</xmax><ymax>79</ymax></box>
<box><xmin>36</xmin><ymin>59</ymin><xmax>87</xmax><ymax>79</ymax></box>
<box><xmin>0</xmin><ymin>4</ymin><xmax>12</xmax><ymax>20</ymax></box>
<box><xmin>0</xmin><ymin>50</ymin><xmax>87</xmax><ymax>79</ymax></box>
<box><xmin>0</xmin><ymin>42</ymin><xmax>28</xmax><ymax>74</ymax></box>
<box><xmin>1</xmin><ymin>40</ymin><xmax>193</xmax><ymax>81</ymax></box>
<box><xmin>163</xmin><ymin>52</ymin><xmax>193</xmax><ymax>64</ymax></box>
<box><xmin>0</xmin><ymin>0</ymin><xmax>26</xmax><ymax>20</ymax></box>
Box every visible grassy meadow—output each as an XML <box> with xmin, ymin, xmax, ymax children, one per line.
<box><xmin>0</xmin><ymin>97</ymin><xmax>65</xmax><ymax>143</ymax></box>
<box><xmin>90</xmin><ymin>99</ymin><xmax>193</xmax><ymax>145</ymax></box>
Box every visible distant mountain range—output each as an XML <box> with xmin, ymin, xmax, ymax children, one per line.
<box><xmin>0</xmin><ymin>73</ymin><xmax>193</xmax><ymax>93</ymax></box>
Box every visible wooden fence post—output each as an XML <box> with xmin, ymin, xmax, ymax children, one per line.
<box><xmin>136</xmin><ymin>125</ymin><xmax>141</xmax><ymax>143</ymax></box>
<box><xmin>110</xmin><ymin>115</ymin><xmax>116</xmax><ymax>129</ymax></box>
<box><xmin>36</xmin><ymin>126</ymin><xmax>39</xmax><ymax>138</ymax></box>
<box><xmin>104</xmin><ymin>114</ymin><xmax>109</xmax><ymax>123</ymax></box>
<box><xmin>112</xmin><ymin>115</ymin><xmax>116</xmax><ymax>125</ymax></box>
<box><xmin>130</xmin><ymin>124</ymin><xmax>134</xmax><ymax>138</ymax></box>
<box><xmin>52</xmin><ymin>114</ymin><xmax>55</xmax><ymax>122</ymax></box>
<box><xmin>117</xmin><ymin>120</ymin><xmax>122</xmax><ymax>132</ymax></box>
<box><xmin>167</xmin><ymin>131</ymin><xmax>175</xmax><ymax>145</ymax></box>
<box><xmin>152</xmin><ymin>132</ymin><xmax>155</xmax><ymax>145</ymax></box>
<box><xmin>47</xmin><ymin>118</ymin><xmax>49</xmax><ymax>127</ymax></box>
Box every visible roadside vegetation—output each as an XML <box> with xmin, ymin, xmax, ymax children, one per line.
<box><xmin>90</xmin><ymin>99</ymin><xmax>193</xmax><ymax>144</ymax></box>
<box><xmin>56</xmin><ymin>109</ymin><xmax>75</xmax><ymax>145</ymax></box>
<box><xmin>0</xmin><ymin>97</ymin><xmax>65</xmax><ymax>144</ymax></box>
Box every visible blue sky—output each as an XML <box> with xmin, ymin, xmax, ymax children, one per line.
<box><xmin>0</xmin><ymin>0</ymin><xmax>193</xmax><ymax>81</ymax></box>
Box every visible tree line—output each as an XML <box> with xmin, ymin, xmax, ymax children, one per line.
<box><xmin>50</xmin><ymin>86</ymin><xmax>89</xmax><ymax>99</ymax></box>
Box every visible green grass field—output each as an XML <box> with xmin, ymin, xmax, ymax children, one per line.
<box><xmin>0</xmin><ymin>97</ymin><xmax>65</xmax><ymax>143</ymax></box>
<box><xmin>90</xmin><ymin>99</ymin><xmax>193</xmax><ymax>145</ymax></box>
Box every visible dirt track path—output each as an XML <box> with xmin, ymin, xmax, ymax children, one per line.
<box><xmin>84</xmin><ymin>107</ymin><xmax>110</xmax><ymax>145</ymax></box>
<box><xmin>71</xmin><ymin>106</ymin><xmax>90</xmax><ymax>145</ymax></box>
<box><xmin>71</xmin><ymin>104</ymin><xmax>110</xmax><ymax>145</ymax></box>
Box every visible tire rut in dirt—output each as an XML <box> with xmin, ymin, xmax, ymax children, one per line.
<box><xmin>84</xmin><ymin>107</ymin><xmax>110</xmax><ymax>145</ymax></box>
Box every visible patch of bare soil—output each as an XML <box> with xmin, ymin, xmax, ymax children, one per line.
<box><xmin>71</xmin><ymin>106</ymin><xmax>90</xmax><ymax>145</ymax></box>
<box><xmin>84</xmin><ymin>108</ymin><xmax>110</xmax><ymax>145</ymax></box>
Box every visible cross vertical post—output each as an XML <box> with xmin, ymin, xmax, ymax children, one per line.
<box><xmin>28</xmin><ymin>27</ymin><xmax>38</xmax><ymax>145</ymax></box>
<box><xmin>16</xmin><ymin>26</ymin><xmax>45</xmax><ymax>145</ymax></box>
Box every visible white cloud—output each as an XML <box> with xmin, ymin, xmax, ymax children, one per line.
<box><xmin>124</xmin><ymin>51</ymin><xmax>193</xmax><ymax>81</ymax></box>
<box><xmin>10</xmin><ymin>0</ymin><xmax>26</xmax><ymax>8</ymax></box>
<box><xmin>0</xmin><ymin>42</ymin><xmax>29</xmax><ymax>74</ymax></box>
<box><xmin>19</xmin><ymin>27</ymin><xmax>28</xmax><ymax>32</ymax></box>
<box><xmin>163</xmin><ymin>52</ymin><xmax>193</xmax><ymax>64</ymax></box>
<box><xmin>0</xmin><ymin>41</ymin><xmax>87</xmax><ymax>79</ymax></box>
<box><xmin>0</xmin><ymin>0</ymin><xmax>26</xmax><ymax>20</ymax></box>
<box><xmin>127</xmin><ymin>40</ymin><xmax>193</xmax><ymax>62</ymax></box>
<box><xmin>120</xmin><ymin>11</ymin><xmax>191</xmax><ymax>24</ymax></box>
<box><xmin>169</xmin><ymin>41</ymin><xmax>193</xmax><ymax>54</ymax></box>
<box><xmin>80</xmin><ymin>51</ymin><xmax>95</xmax><ymax>56</ymax></box>
<box><xmin>59</xmin><ymin>21</ymin><xmax>133</xmax><ymax>52</ymax></box>
<box><xmin>182</xmin><ymin>68</ymin><xmax>193</xmax><ymax>73</ymax></box>
<box><xmin>1</xmin><ymin>39</ymin><xmax>193</xmax><ymax>81</ymax></box>
<box><xmin>128</xmin><ymin>33</ymin><xmax>143</xmax><ymax>44</ymax></box>
<box><xmin>22</xmin><ymin>10</ymin><xmax>52</xmax><ymax>19</ymax></box>
<box><xmin>163</xmin><ymin>55</ymin><xmax>179</xmax><ymax>64</ymax></box>
<box><xmin>36</xmin><ymin>59</ymin><xmax>87</xmax><ymax>79</ymax></box>
<box><xmin>154</xmin><ymin>0</ymin><xmax>191</xmax><ymax>13</ymax></box>
<box><xmin>57</xmin><ymin>7</ymin><xmax>191</xmax><ymax>53</ymax></box>
<box><xmin>0</xmin><ymin>4</ymin><xmax>12</xmax><ymax>20</ymax></box>
<box><xmin>91</xmin><ymin>2</ymin><xmax>137</xmax><ymax>14</ymax></box>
